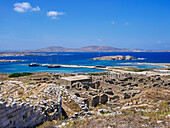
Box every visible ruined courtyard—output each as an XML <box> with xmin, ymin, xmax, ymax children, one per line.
<box><xmin>0</xmin><ymin>70</ymin><xmax>170</xmax><ymax>127</ymax></box>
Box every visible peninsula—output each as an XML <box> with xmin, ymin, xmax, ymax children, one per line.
<box><xmin>0</xmin><ymin>52</ymin><xmax>57</xmax><ymax>56</ymax></box>
<box><xmin>0</xmin><ymin>60</ymin><xmax>23</xmax><ymax>63</ymax></box>
<box><xmin>91</xmin><ymin>55</ymin><xmax>138</xmax><ymax>60</ymax></box>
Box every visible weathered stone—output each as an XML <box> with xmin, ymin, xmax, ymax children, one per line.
<box><xmin>0</xmin><ymin>119</ymin><xmax>10</xmax><ymax>127</ymax></box>
<box><xmin>124</xmin><ymin>93</ymin><xmax>131</xmax><ymax>99</ymax></box>
<box><xmin>75</xmin><ymin>92</ymin><xmax>80</xmax><ymax>97</ymax></box>
<box><xmin>110</xmin><ymin>95</ymin><xmax>120</xmax><ymax>101</ymax></box>
<box><xmin>89</xmin><ymin>92</ymin><xmax>97</xmax><ymax>96</ymax></box>
<box><xmin>91</xmin><ymin>96</ymin><xmax>99</xmax><ymax>107</ymax></box>
<box><xmin>153</xmin><ymin>83</ymin><xmax>160</xmax><ymax>87</ymax></box>
<box><xmin>98</xmin><ymin>109</ymin><xmax>110</xmax><ymax>114</ymax></box>
<box><xmin>82</xmin><ymin>104</ymin><xmax>88</xmax><ymax>112</ymax></box>
<box><xmin>100</xmin><ymin>94</ymin><xmax>108</xmax><ymax>104</ymax></box>
<box><xmin>83</xmin><ymin>98</ymin><xmax>89</xmax><ymax>107</ymax></box>
<box><xmin>82</xmin><ymin>85</ymin><xmax>89</xmax><ymax>90</ymax></box>
<box><xmin>104</xmin><ymin>90</ymin><xmax>114</xmax><ymax>95</ymax></box>
<box><xmin>65</xmin><ymin>85</ymin><xmax>70</xmax><ymax>89</ymax></box>
<box><xmin>0</xmin><ymin>101</ymin><xmax>6</xmax><ymax>109</ymax></box>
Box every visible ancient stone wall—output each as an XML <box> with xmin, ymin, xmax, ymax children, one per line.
<box><xmin>0</xmin><ymin>91</ymin><xmax>62</xmax><ymax>128</ymax></box>
<box><xmin>0</xmin><ymin>101</ymin><xmax>45</xmax><ymax>127</ymax></box>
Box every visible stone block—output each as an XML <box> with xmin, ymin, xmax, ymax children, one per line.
<box><xmin>0</xmin><ymin>106</ymin><xmax>18</xmax><ymax>119</ymax></box>
<box><xmin>110</xmin><ymin>95</ymin><xmax>120</xmax><ymax>101</ymax></box>
<box><xmin>0</xmin><ymin>101</ymin><xmax>6</xmax><ymax>109</ymax></box>
<box><xmin>0</xmin><ymin>119</ymin><xmax>10</xmax><ymax>127</ymax></box>
<box><xmin>91</xmin><ymin>95</ymin><xmax>99</xmax><ymax>107</ymax></box>
<box><xmin>0</xmin><ymin>115</ymin><xmax>8</xmax><ymax>124</ymax></box>
<box><xmin>100</xmin><ymin>94</ymin><xmax>108</xmax><ymax>104</ymax></box>
<box><xmin>104</xmin><ymin>90</ymin><xmax>114</xmax><ymax>95</ymax></box>
<box><xmin>90</xmin><ymin>83</ymin><xmax>95</xmax><ymax>89</ymax></box>
<box><xmin>124</xmin><ymin>93</ymin><xmax>131</xmax><ymax>99</ymax></box>
<box><xmin>0</xmin><ymin>108</ymin><xmax>6</xmax><ymax>115</ymax></box>
<box><xmin>83</xmin><ymin>98</ymin><xmax>89</xmax><ymax>107</ymax></box>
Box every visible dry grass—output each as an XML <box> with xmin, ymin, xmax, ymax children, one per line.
<box><xmin>63</xmin><ymin>113</ymin><xmax>169</xmax><ymax>128</ymax></box>
<box><xmin>64</xmin><ymin>99</ymin><xmax>81</xmax><ymax>112</ymax></box>
<box><xmin>145</xmin><ymin>90</ymin><xmax>170</xmax><ymax>101</ymax></box>
<box><xmin>36</xmin><ymin>120</ymin><xmax>63</xmax><ymax>128</ymax></box>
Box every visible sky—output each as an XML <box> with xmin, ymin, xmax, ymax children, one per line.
<box><xmin>0</xmin><ymin>0</ymin><xmax>170</xmax><ymax>50</ymax></box>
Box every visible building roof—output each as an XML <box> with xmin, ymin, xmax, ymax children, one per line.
<box><xmin>61</xmin><ymin>75</ymin><xmax>91</xmax><ymax>82</ymax></box>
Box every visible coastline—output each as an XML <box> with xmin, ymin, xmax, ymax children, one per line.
<box><xmin>136</xmin><ymin>63</ymin><xmax>170</xmax><ymax>68</ymax></box>
<box><xmin>0</xmin><ymin>59</ymin><xmax>23</xmax><ymax>63</ymax></box>
<box><xmin>0</xmin><ymin>52</ymin><xmax>57</xmax><ymax>57</ymax></box>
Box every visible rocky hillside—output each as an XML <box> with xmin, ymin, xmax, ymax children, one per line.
<box><xmin>0</xmin><ymin>52</ymin><xmax>57</xmax><ymax>56</ymax></box>
<box><xmin>91</xmin><ymin>55</ymin><xmax>138</xmax><ymax>60</ymax></box>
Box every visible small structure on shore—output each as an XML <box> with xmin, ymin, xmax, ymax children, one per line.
<box><xmin>48</xmin><ymin>64</ymin><xmax>60</xmax><ymax>68</ymax></box>
<box><xmin>29</xmin><ymin>62</ymin><xmax>40</xmax><ymax>67</ymax></box>
<box><xmin>60</xmin><ymin>75</ymin><xmax>92</xmax><ymax>86</ymax></box>
<box><xmin>95</xmin><ymin>65</ymin><xmax>106</xmax><ymax>68</ymax></box>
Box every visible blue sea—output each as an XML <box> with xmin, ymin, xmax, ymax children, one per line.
<box><xmin>0</xmin><ymin>52</ymin><xmax>170</xmax><ymax>73</ymax></box>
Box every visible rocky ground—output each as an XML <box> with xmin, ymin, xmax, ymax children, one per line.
<box><xmin>91</xmin><ymin>55</ymin><xmax>138</xmax><ymax>60</ymax></box>
<box><xmin>0</xmin><ymin>70</ymin><xmax>170</xmax><ymax>128</ymax></box>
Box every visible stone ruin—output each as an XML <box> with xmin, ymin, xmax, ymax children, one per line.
<box><xmin>0</xmin><ymin>81</ymin><xmax>62</xmax><ymax>128</ymax></box>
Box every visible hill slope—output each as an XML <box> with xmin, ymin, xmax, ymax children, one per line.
<box><xmin>25</xmin><ymin>46</ymin><xmax>148</xmax><ymax>52</ymax></box>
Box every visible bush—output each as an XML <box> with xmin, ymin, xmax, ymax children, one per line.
<box><xmin>125</xmin><ymin>68</ymin><xmax>152</xmax><ymax>72</ymax></box>
<box><xmin>8</xmin><ymin>72</ymin><xmax>32</xmax><ymax>78</ymax></box>
<box><xmin>88</xmin><ymin>72</ymin><xmax>108</xmax><ymax>75</ymax></box>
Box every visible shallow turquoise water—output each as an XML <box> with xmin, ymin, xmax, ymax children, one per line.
<box><xmin>0</xmin><ymin>52</ymin><xmax>169</xmax><ymax>73</ymax></box>
<box><xmin>0</xmin><ymin>64</ymin><xmax>106</xmax><ymax>73</ymax></box>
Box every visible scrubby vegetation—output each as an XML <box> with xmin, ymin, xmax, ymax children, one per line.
<box><xmin>88</xmin><ymin>72</ymin><xmax>108</xmax><ymax>75</ymax></box>
<box><xmin>8</xmin><ymin>72</ymin><xmax>32</xmax><ymax>78</ymax></box>
<box><xmin>124</xmin><ymin>68</ymin><xmax>153</xmax><ymax>72</ymax></box>
<box><xmin>36</xmin><ymin>120</ymin><xmax>62</xmax><ymax>128</ymax></box>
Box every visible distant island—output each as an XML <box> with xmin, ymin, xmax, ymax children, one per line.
<box><xmin>22</xmin><ymin>46</ymin><xmax>170</xmax><ymax>52</ymax></box>
<box><xmin>0</xmin><ymin>52</ymin><xmax>57</xmax><ymax>56</ymax></box>
<box><xmin>91</xmin><ymin>55</ymin><xmax>138</xmax><ymax>60</ymax></box>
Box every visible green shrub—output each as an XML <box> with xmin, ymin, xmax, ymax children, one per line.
<box><xmin>8</xmin><ymin>72</ymin><xmax>32</xmax><ymax>78</ymax></box>
<box><xmin>125</xmin><ymin>68</ymin><xmax>152</xmax><ymax>72</ymax></box>
<box><xmin>88</xmin><ymin>72</ymin><xmax>108</xmax><ymax>75</ymax></box>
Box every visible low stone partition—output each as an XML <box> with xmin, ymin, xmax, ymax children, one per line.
<box><xmin>0</xmin><ymin>102</ymin><xmax>45</xmax><ymax>127</ymax></box>
<box><xmin>89</xmin><ymin>94</ymin><xmax>108</xmax><ymax>107</ymax></box>
<box><xmin>0</xmin><ymin>91</ymin><xmax>62</xmax><ymax>127</ymax></box>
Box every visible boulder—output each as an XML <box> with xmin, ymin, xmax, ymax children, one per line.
<box><xmin>91</xmin><ymin>96</ymin><xmax>99</xmax><ymax>107</ymax></box>
<box><xmin>100</xmin><ymin>94</ymin><xmax>108</xmax><ymax>104</ymax></box>
<box><xmin>124</xmin><ymin>93</ymin><xmax>131</xmax><ymax>99</ymax></box>
<box><xmin>83</xmin><ymin>98</ymin><xmax>89</xmax><ymax>107</ymax></box>
<box><xmin>104</xmin><ymin>90</ymin><xmax>114</xmax><ymax>95</ymax></box>
<box><xmin>110</xmin><ymin>95</ymin><xmax>120</xmax><ymax>101</ymax></box>
<box><xmin>75</xmin><ymin>92</ymin><xmax>80</xmax><ymax>97</ymax></box>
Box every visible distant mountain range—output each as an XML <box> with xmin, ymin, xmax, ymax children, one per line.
<box><xmin>23</xmin><ymin>46</ymin><xmax>170</xmax><ymax>52</ymax></box>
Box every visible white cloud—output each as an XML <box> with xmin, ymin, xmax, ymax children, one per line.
<box><xmin>32</xmin><ymin>6</ymin><xmax>40</xmax><ymax>11</ymax></box>
<box><xmin>14</xmin><ymin>7</ymin><xmax>25</xmax><ymax>13</ymax></box>
<box><xmin>47</xmin><ymin>11</ymin><xmax>65</xmax><ymax>20</ymax></box>
<box><xmin>14</xmin><ymin>2</ymin><xmax>40</xmax><ymax>13</ymax></box>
